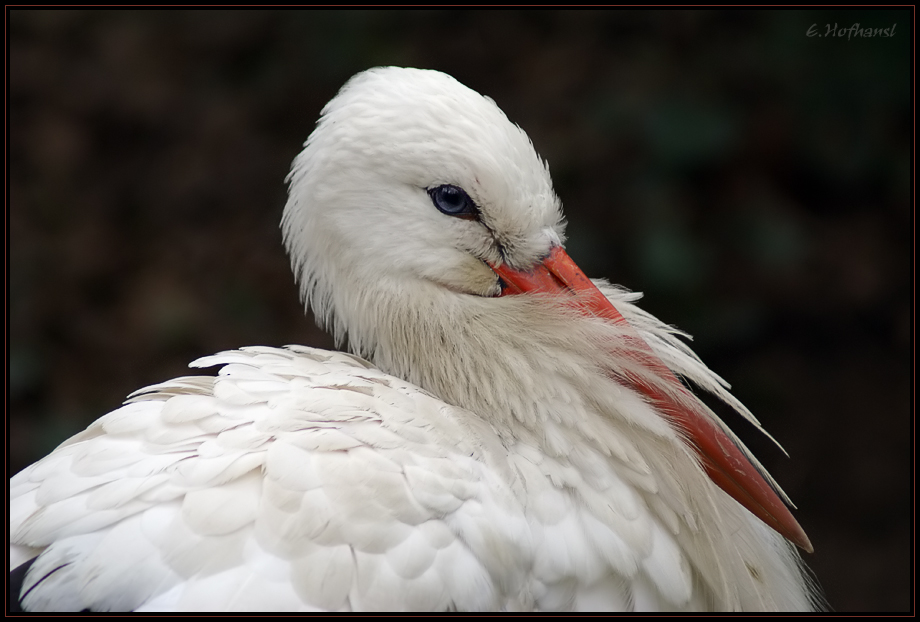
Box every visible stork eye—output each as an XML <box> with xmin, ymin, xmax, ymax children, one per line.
<box><xmin>428</xmin><ymin>185</ymin><xmax>479</xmax><ymax>220</ymax></box>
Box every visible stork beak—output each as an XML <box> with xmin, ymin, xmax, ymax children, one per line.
<box><xmin>491</xmin><ymin>245</ymin><xmax>813</xmax><ymax>553</ymax></box>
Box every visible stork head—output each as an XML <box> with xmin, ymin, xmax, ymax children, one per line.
<box><xmin>283</xmin><ymin>67</ymin><xmax>565</xmax><ymax>349</ymax></box>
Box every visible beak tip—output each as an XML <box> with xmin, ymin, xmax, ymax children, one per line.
<box><xmin>789</xmin><ymin>523</ymin><xmax>814</xmax><ymax>554</ymax></box>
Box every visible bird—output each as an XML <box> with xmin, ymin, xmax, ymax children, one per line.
<box><xmin>9</xmin><ymin>66</ymin><xmax>820</xmax><ymax>612</ymax></box>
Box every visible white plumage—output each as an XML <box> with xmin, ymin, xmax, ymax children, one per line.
<box><xmin>9</xmin><ymin>67</ymin><xmax>818</xmax><ymax>612</ymax></box>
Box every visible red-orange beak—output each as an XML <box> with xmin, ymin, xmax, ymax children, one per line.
<box><xmin>491</xmin><ymin>245</ymin><xmax>813</xmax><ymax>553</ymax></box>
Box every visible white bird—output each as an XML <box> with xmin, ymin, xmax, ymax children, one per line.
<box><xmin>9</xmin><ymin>67</ymin><xmax>819</xmax><ymax>612</ymax></box>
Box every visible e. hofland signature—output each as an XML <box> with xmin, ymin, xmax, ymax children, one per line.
<box><xmin>807</xmin><ymin>23</ymin><xmax>897</xmax><ymax>40</ymax></box>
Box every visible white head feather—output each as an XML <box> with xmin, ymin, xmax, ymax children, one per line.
<box><xmin>283</xmin><ymin>67</ymin><xmax>563</xmax><ymax>341</ymax></box>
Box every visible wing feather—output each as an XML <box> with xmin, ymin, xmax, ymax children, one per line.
<box><xmin>10</xmin><ymin>345</ymin><xmax>806</xmax><ymax>611</ymax></box>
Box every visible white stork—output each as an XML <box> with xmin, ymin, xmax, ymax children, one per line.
<box><xmin>9</xmin><ymin>67</ymin><xmax>819</xmax><ymax>612</ymax></box>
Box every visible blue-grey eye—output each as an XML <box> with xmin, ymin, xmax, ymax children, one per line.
<box><xmin>428</xmin><ymin>185</ymin><xmax>479</xmax><ymax>219</ymax></box>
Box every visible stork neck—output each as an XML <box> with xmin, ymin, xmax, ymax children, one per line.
<box><xmin>359</xmin><ymin>287</ymin><xmax>630</xmax><ymax>448</ymax></box>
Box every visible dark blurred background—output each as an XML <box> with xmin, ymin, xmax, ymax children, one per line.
<box><xmin>8</xmin><ymin>9</ymin><xmax>911</xmax><ymax>612</ymax></box>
